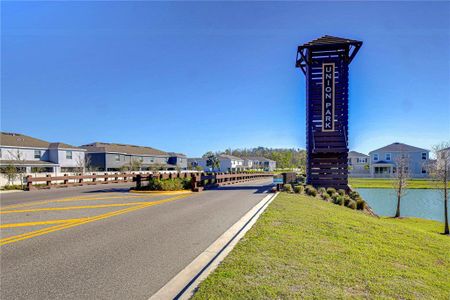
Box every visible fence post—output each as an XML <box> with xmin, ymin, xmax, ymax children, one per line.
<box><xmin>136</xmin><ymin>174</ymin><xmax>142</xmax><ymax>189</ymax></box>
<box><xmin>92</xmin><ymin>173</ymin><xmax>97</xmax><ymax>184</ymax></box>
<box><xmin>26</xmin><ymin>175</ymin><xmax>34</xmax><ymax>191</ymax></box>
<box><xmin>46</xmin><ymin>174</ymin><xmax>52</xmax><ymax>188</ymax></box>
<box><xmin>64</xmin><ymin>174</ymin><xmax>68</xmax><ymax>185</ymax></box>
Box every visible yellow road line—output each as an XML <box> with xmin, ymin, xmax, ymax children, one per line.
<box><xmin>1</xmin><ymin>202</ymin><xmax>151</xmax><ymax>214</ymax></box>
<box><xmin>1</xmin><ymin>194</ymin><xmax>154</xmax><ymax>210</ymax></box>
<box><xmin>0</xmin><ymin>218</ymin><xmax>88</xmax><ymax>228</ymax></box>
<box><xmin>0</xmin><ymin>194</ymin><xmax>191</xmax><ymax>246</ymax></box>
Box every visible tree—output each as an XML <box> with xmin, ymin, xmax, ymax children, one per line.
<box><xmin>203</xmin><ymin>151</ymin><xmax>220</xmax><ymax>172</ymax></box>
<box><xmin>129</xmin><ymin>158</ymin><xmax>143</xmax><ymax>171</ymax></box>
<box><xmin>76</xmin><ymin>155</ymin><xmax>86</xmax><ymax>174</ymax></box>
<box><xmin>428</xmin><ymin>142</ymin><xmax>450</xmax><ymax>235</ymax></box>
<box><xmin>2</xmin><ymin>163</ymin><xmax>18</xmax><ymax>186</ymax></box>
<box><xmin>8</xmin><ymin>149</ymin><xmax>26</xmax><ymax>189</ymax></box>
<box><xmin>393</xmin><ymin>153</ymin><xmax>410</xmax><ymax>218</ymax></box>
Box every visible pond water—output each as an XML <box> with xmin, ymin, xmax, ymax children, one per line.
<box><xmin>356</xmin><ymin>188</ymin><xmax>449</xmax><ymax>222</ymax></box>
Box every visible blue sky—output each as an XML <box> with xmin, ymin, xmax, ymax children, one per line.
<box><xmin>2</xmin><ymin>1</ymin><xmax>449</xmax><ymax>157</ymax></box>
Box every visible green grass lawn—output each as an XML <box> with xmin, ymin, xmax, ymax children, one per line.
<box><xmin>193</xmin><ymin>193</ymin><xmax>450</xmax><ymax>299</ymax></box>
<box><xmin>349</xmin><ymin>177</ymin><xmax>442</xmax><ymax>189</ymax></box>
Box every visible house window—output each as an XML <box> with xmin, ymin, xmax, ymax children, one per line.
<box><xmin>421</xmin><ymin>152</ymin><xmax>427</xmax><ymax>160</ymax></box>
<box><xmin>66</xmin><ymin>150</ymin><xmax>73</xmax><ymax>159</ymax></box>
<box><xmin>373</xmin><ymin>153</ymin><xmax>379</xmax><ymax>161</ymax></box>
<box><xmin>348</xmin><ymin>158</ymin><xmax>352</xmax><ymax>165</ymax></box>
<box><xmin>115</xmin><ymin>154</ymin><xmax>120</xmax><ymax>161</ymax></box>
<box><xmin>422</xmin><ymin>168</ymin><xmax>427</xmax><ymax>174</ymax></box>
<box><xmin>385</xmin><ymin>153</ymin><xmax>391</xmax><ymax>161</ymax></box>
<box><xmin>34</xmin><ymin>150</ymin><xmax>41</xmax><ymax>159</ymax></box>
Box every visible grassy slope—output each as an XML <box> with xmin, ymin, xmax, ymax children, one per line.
<box><xmin>349</xmin><ymin>178</ymin><xmax>442</xmax><ymax>189</ymax></box>
<box><xmin>193</xmin><ymin>193</ymin><xmax>450</xmax><ymax>299</ymax></box>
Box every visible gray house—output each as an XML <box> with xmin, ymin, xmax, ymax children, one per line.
<box><xmin>0</xmin><ymin>132</ymin><xmax>86</xmax><ymax>173</ymax></box>
<box><xmin>81</xmin><ymin>142</ymin><xmax>173</xmax><ymax>172</ymax></box>
<box><xmin>167</xmin><ymin>152</ymin><xmax>188</xmax><ymax>170</ymax></box>
<box><xmin>369</xmin><ymin>142</ymin><xmax>430</xmax><ymax>178</ymax></box>
<box><xmin>348</xmin><ymin>151</ymin><xmax>370</xmax><ymax>176</ymax></box>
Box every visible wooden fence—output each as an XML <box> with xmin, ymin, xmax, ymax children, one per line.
<box><xmin>26</xmin><ymin>173</ymin><xmax>139</xmax><ymax>191</ymax></box>
<box><xmin>26</xmin><ymin>172</ymin><xmax>273</xmax><ymax>191</ymax></box>
<box><xmin>135</xmin><ymin>172</ymin><xmax>273</xmax><ymax>192</ymax></box>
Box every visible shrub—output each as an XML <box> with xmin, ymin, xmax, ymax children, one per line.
<box><xmin>318</xmin><ymin>187</ymin><xmax>326</xmax><ymax>195</ymax></box>
<box><xmin>283</xmin><ymin>184</ymin><xmax>293</xmax><ymax>193</ymax></box>
<box><xmin>305</xmin><ymin>186</ymin><xmax>318</xmax><ymax>197</ymax></box>
<box><xmin>294</xmin><ymin>185</ymin><xmax>304</xmax><ymax>194</ymax></box>
<box><xmin>349</xmin><ymin>190</ymin><xmax>360</xmax><ymax>199</ymax></box>
<box><xmin>322</xmin><ymin>193</ymin><xmax>331</xmax><ymax>202</ymax></box>
<box><xmin>356</xmin><ymin>199</ymin><xmax>367</xmax><ymax>210</ymax></box>
<box><xmin>333</xmin><ymin>195</ymin><xmax>344</xmax><ymax>205</ymax></box>
<box><xmin>146</xmin><ymin>178</ymin><xmax>191</xmax><ymax>191</ymax></box>
<box><xmin>347</xmin><ymin>199</ymin><xmax>357</xmax><ymax>209</ymax></box>
<box><xmin>338</xmin><ymin>189</ymin><xmax>346</xmax><ymax>196</ymax></box>
<box><xmin>344</xmin><ymin>195</ymin><xmax>352</xmax><ymax>206</ymax></box>
<box><xmin>331</xmin><ymin>193</ymin><xmax>339</xmax><ymax>203</ymax></box>
<box><xmin>326</xmin><ymin>187</ymin><xmax>336</xmax><ymax>196</ymax></box>
<box><xmin>1</xmin><ymin>184</ymin><xmax>25</xmax><ymax>191</ymax></box>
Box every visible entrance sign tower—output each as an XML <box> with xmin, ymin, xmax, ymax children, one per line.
<box><xmin>296</xmin><ymin>36</ymin><xmax>362</xmax><ymax>190</ymax></box>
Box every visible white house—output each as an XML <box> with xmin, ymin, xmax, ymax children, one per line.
<box><xmin>0</xmin><ymin>132</ymin><xmax>86</xmax><ymax>174</ymax></box>
<box><xmin>243</xmin><ymin>157</ymin><xmax>276</xmax><ymax>171</ymax></box>
<box><xmin>188</xmin><ymin>154</ymin><xmax>245</xmax><ymax>172</ymax></box>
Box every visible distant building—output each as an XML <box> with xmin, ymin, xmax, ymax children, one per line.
<box><xmin>188</xmin><ymin>155</ymin><xmax>245</xmax><ymax>172</ymax></box>
<box><xmin>0</xmin><ymin>132</ymin><xmax>85</xmax><ymax>173</ymax></box>
<box><xmin>243</xmin><ymin>157</ymin><xmax>276</xmax><ymax>171</ymax></box>
<box><xmin>167</xmin><ymin>152</ymin><xmax>188</xmax><ymax>170</ymax></box>
<box><xmin>81</xmin><ymin>142</ymin><xmax>184</xmax><ymax>171</ymax></box>
<box><xmin>369</xmin><ymin>142</ymin><xmax>430</xmax><ymax>178</ymax></box>
<box><xmin>348</xmin><ymin>151</ymin><xmax>370</xmax><ymax>176</ymax></box>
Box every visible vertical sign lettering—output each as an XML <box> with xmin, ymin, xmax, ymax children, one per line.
<box><xmin>322</xmin><ymin>63</ymin><xmax>335</xmax><ymax>131</ymax></box>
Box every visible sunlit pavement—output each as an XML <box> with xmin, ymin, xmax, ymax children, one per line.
<box><xmin>0</xmin><ymin>180</ymin><xmax>272</xmax><ymax>299</ymax></box>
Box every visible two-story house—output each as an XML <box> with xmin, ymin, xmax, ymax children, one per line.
<box><xmin>81</xmin><ymin>142</ymin><xmax>176</xmax><ymax>171</ymax></box>
<box><xmin>369</xmin><ymin>142</ymin><xmax>430</xmax><ymax>178</ymax></box>
<box><xmin>0</xmin><ymin>132</ymin><xmax>85</xmax><ymax>173</ymax></box>
<box><xmin>243</xmin><ymin>157</ymin><xmax>276</xmax><ymax>171</ymax></box>
<box><xmin>188</xmin><ymin>155</ymin><xmax>245</xmax><ymax>172</ymax></box>
<box><xmin>348</xmin><ymin>151</ymin><xmax>370</xmax><ymax>176</ymax></box>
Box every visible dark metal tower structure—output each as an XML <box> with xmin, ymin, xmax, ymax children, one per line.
<box><xmin>296</xmin><ymin>35</ymin><xmax>362</xmax><ymax>190</ymax></box>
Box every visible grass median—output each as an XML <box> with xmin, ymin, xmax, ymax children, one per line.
<box><xmin>349</xmin><ymin>178</ymin><xmax>441</xmax><ymax>189</ymax></box>
<box><xmin>192</xmin><ymin>193</ymin><xmax>450</xmax><ymax>299</ymax></box>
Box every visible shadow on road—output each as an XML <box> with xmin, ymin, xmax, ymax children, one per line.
<box><xmin>82</xmin><ymin>187</ymin><xmax>132</xmax><ymax>194</ymax></box>
<box><xmin>207</xmin><ymin>184</ymin><xmax>274</xmax><ymax>194</ymax></box>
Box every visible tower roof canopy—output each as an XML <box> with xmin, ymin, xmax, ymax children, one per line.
<box><xmin>299</xmin><ymin>35</ymin><xmax>362</xmax><ymax>49</ymax></box>
<box><xmin>296</xmin><ymin>35</ymin><xmax>362</xmax><ymax>74</ymax></box>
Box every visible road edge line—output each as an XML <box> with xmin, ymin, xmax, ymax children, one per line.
<box><xmin>149</xmin><ymin>192</ymin><xmax>279</xmax><ymax>300</ymax></box>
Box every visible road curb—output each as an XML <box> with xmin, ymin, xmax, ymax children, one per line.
<box><xmin>149</xmin><ymin>192</ymin><xmax>279</xmax><ymax>300</ymax></box>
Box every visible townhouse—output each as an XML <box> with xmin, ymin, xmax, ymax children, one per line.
<box><xmin>0</xmin><ymin>132</ymin><xmax>85</xmax><ymax>173</ymax></box>
<box><xmin>81</xmin><ymin>142</ymin><xmax>185</xmax><ymax>171</ymax></box>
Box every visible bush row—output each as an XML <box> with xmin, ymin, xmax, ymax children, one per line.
<box><xmin>282</xmin><ymin>183</ymin><xmax>367</xmax><ymax>211</ymax></box>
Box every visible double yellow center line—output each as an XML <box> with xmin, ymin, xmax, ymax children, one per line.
<box><xmin>0</xmin><ymin>193</ymin><xmax>191</xmax><ymax>246</ymax></box>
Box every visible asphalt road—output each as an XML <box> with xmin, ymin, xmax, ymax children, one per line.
<box><xmin>0</xmin><ymin>180</ymin><xmax>272</xmax><ymax>299</ymax></box>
